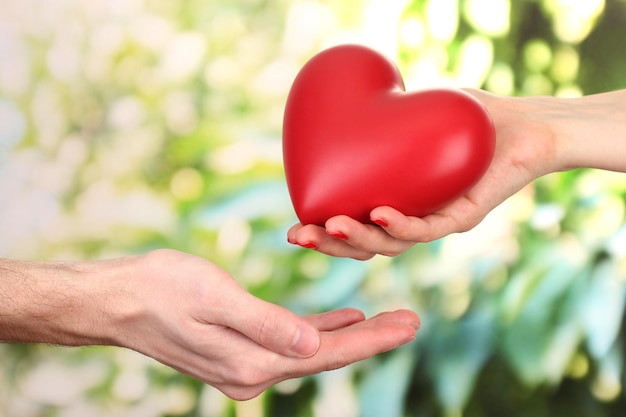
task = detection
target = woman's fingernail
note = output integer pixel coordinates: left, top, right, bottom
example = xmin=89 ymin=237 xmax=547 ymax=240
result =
xmin=372 ymin=218 xmax=388 ymax=227
xmin=327 ymin=231 xmax=348 ymax=240
xmin=299 ymin=242 xmax=318 ymax=249
xmin=287 ymin=236 xmax=297 ymax=244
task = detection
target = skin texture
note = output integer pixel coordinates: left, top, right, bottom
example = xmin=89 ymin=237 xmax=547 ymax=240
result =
xmin=0 ymin=249 xmax=420 ymax=400
xmin=288 ymin=88 xmax=626 ymax=260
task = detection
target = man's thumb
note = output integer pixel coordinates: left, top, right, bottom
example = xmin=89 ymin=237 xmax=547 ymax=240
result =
xmin=224 ymin=294 xmax=320 ymax=358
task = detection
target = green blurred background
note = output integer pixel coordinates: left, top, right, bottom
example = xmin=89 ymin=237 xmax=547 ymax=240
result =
xmin=1 ymin=0 xmax=626 ymax=416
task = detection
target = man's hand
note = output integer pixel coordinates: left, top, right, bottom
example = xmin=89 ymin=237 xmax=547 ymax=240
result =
xmin=0 ymin=249 xmax=420 ymax=400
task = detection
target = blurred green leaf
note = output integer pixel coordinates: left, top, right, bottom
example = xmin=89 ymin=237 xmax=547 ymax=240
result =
xmin=580 ymin=260 xmax=626 ymax=360
xmin=501 ymin=256 xmax=584 ymax=386
xmin=197 ymin=181 xmax=293 ymax=227
xmin=285 ymin=258 xmax=369 ymax=314
xmin=358 ymin=347 xmax=417 ymax=417
xmin=426 ymin=307 xmax=495 ymax=413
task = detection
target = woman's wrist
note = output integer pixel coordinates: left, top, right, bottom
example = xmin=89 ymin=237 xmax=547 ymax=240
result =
xmin=467 ymin=89 xmax=560 ymax=179
xmin=527 ymin=90 xmax=626 ymax=174
xmin=470 ymin=88 xmax=626 ymax=178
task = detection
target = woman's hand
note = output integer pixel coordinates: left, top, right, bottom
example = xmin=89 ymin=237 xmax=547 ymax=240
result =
xmin=289 ymin=88 xmax=626 ymax=259
xmin=288 ymin=89 xmax=560 ymax=259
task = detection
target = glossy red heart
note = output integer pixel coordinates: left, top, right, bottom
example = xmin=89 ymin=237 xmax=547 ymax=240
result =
xmin=283 ymin=44 xmax=495 ymax=227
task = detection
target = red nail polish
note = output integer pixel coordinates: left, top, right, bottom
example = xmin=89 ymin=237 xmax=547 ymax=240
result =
xmin=372 ymin=218 xmax=388 ymax=227
xmin=327 ymin=231 xmax=348 ymax=240
xmin=299 ymin=242 xmax=318 ymax=249
xmin=287 ymin=236 xmax=296 ymax=244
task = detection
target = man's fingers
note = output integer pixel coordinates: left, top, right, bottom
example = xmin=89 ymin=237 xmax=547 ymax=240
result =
xmin=304 ymin=308 xmax=366 ymax=331
xmin=210 ymin=309 xmax=420 ymax=400
xmin=296 ymin=309 xmax=420 ymax=375
xmin=367 ymin=309 xmax=421 ymax=329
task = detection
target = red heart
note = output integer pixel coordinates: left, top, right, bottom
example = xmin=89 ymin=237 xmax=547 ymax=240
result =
xmin=283 ymin=44 xmax=495 ymax=227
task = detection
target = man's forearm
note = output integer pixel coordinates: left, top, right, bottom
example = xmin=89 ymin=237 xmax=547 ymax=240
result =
xmin=0 ymin=258 xmax=117 ymax=346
